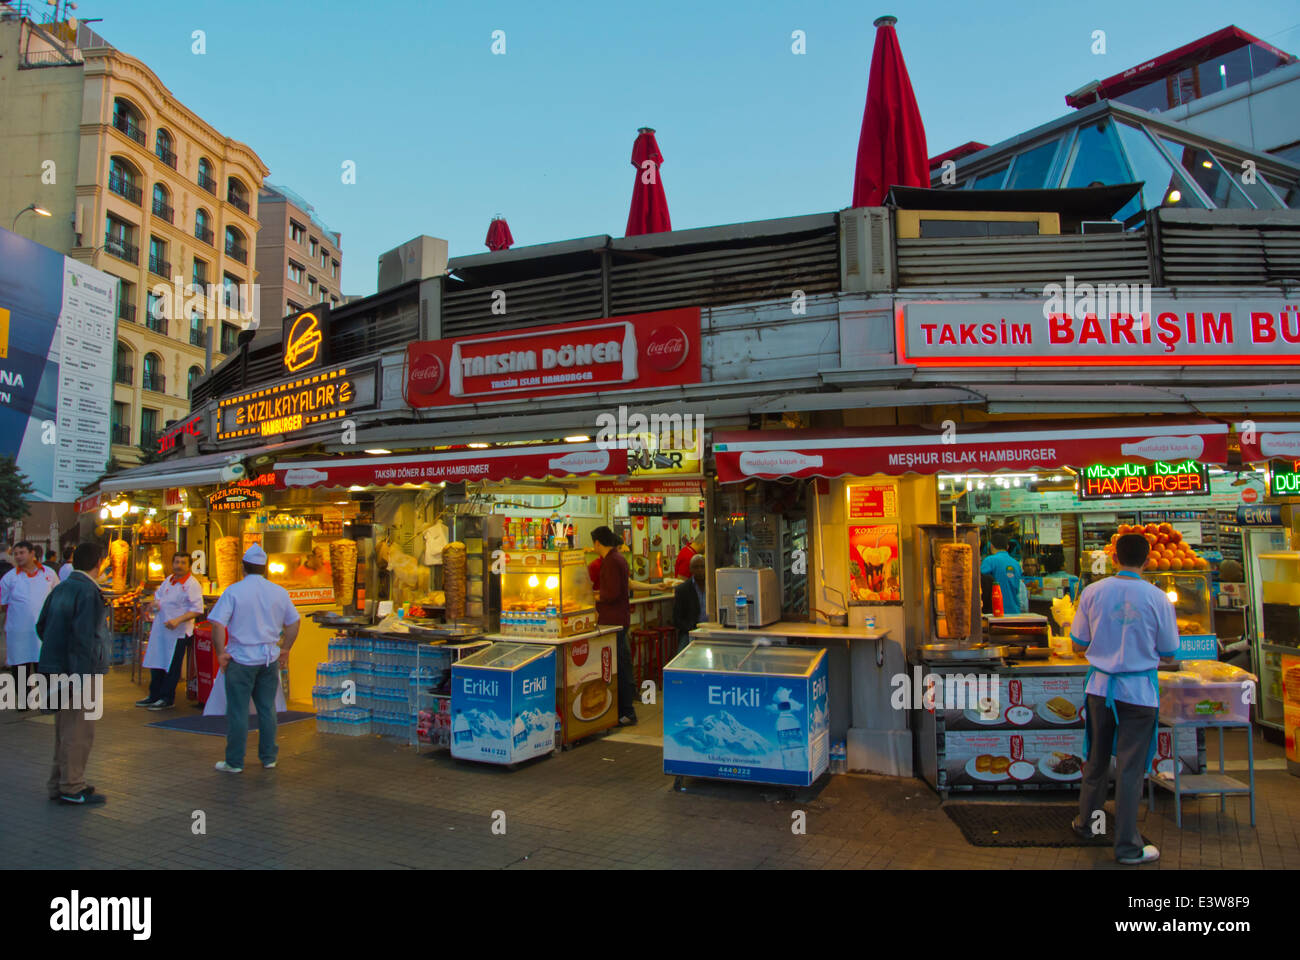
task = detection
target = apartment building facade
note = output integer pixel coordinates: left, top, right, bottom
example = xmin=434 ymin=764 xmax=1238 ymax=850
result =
xmin=0 ymin=6 xmax=269 ymax=467
xmin=256 ymin=183 xmax=343 ymax=325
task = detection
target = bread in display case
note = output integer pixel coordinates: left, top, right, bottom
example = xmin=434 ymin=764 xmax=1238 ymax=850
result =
xmin=500 ymin=548 xmax=597 ymax=637
xmin=1143 ymin=569 xmax=1214 ymax=638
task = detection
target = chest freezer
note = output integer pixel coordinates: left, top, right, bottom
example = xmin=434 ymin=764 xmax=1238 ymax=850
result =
xmin=450 ymin=642 xmax=557 ymax=765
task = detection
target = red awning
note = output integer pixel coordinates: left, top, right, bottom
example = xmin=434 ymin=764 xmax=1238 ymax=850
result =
xmin=273 ymin=442 xmax=628 ymax=489
xmin=714 ymin=418 xmax=1231 ymax=481
xmin=1236 ymin=419 xmax=1300 ymax=463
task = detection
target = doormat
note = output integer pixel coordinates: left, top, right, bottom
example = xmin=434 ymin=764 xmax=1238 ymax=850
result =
xmin=943 ymin=802 xmax=1150 ymax=848
xmin=147 ymin=712 xmax=314 ymax=736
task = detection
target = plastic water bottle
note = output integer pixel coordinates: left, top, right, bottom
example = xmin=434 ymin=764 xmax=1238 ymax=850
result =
xmin=734 ymin=589 xmax=749 ymax=630
xmin=738 ymin=539 xmax=750 ymax=569
xmin=513 ymin=713 xmax=528 ymax=751
xmin=452 ymin=709 xmax=472 ymax=746
xmin=776 ymin=701 xmax=805 ymax=770
xmin=546 ymin=597 xmax=558 ymax=619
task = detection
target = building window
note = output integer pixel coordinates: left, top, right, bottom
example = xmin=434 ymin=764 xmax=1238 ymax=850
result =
xmin=146 ymin=291 xmax=165 ymax=329
xmin=192 ymin=257 xmax=208 ymax=287
xmin=310 ymin=237 xmax=318 ymax=258
xmin=331 ymin=258 xmax=338 ymax=279
xmin=189 ymin=312 xmax=205 ymax=348
xmin=320 ymin=250 xmax=329 ymax=269
xmin=330 ymin=296 xmax=338 ymax=308
xmin=224 ymin=226 xmax=247 ymax=264
xmin=112 ymin=401 xmax=131 ymax=446
xmin=104 ymin=214 xmax=137 ymax=263
xmin=140 ymin=407 xmax=160 ymax=450
xmin=108 ymin=157 xmax=142 ymax=204
xmin=194 ymin=208 xmax=213 ymax=245
xmin=290 ymin=220 xmax=307 ymax=245
xmin=150 ymin=182 xmax=172 ymax=222
xmin=308 ymin=276 xmax=317 ymax=297
xmin=197 ymin=157 xmax=217 ymax=194
xmin=187 ymin=365 xmax=202 ymax=398
xmin=148 ymin=236 xmax=169 ymax=279
xmin=288 ymin=261 xmax=305 ymax=285
xmin=111 ymin=98 xmax=146 ymax=146
xmin=222 ymin=274 xmax=240 ymax=312
xmin=115 ymin=279 xmax=136 ymax=323
xmin=142 ymin=353 xmax=164 ymax=393
xmin=227 ymin=177 xmax=250 ymax=214
xmin=155 ymin=128 xmax=176 ymax=169
xmin=286 ymin=300 xmax=303 ymax=315
xmin=114 ymin=343 xmax=133 ymax=385
xmin=220 ymin=322 xmax=239 ymax=353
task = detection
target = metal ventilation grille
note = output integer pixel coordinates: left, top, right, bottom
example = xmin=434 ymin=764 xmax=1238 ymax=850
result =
xmin=441 ymin=268 xmax=604 ymax=339
xmin=897 ymin=231 xmax=1150 ymax=286
xmin=332 ymin=305 xmax=419 ymax=361
xmin=1160 ymin=222 xmax=1300 ymax=285
xmin=610 ymin=231 xmax=839 ymax=314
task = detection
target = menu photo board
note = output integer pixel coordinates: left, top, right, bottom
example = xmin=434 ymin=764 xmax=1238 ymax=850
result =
xmin=1078 ymin=459 xmax=1209 ymax=500
xmin=847 ymin=524 xmax=901 ymax=603
xmin=1269 ymin=459 xmax=1300 ymax=498
xmin=847 ymin=480 xmax=899 ymax=521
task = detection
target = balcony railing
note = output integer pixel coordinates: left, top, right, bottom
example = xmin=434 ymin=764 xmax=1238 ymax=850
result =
xmin=114 ymin=363 xmax=133 ymax=386
xmin=195 ymin=224 xmax=214 ymax=246
xmin=116 ymin=302 xmax=136 ymax=324
xmin=189 ymin=326 xmax=206 ymax=347
xmin=111 ymin=423 xmax=131 ymax=445
xmin=225 ymin=241 xmax=247 ymax=264
xmin=104 ymin=234 xmax=138 ymax=264
xmin=148 ymin=254 xmax=170 ymax=278
xmin=156 ymin=145 xmax=177 ymax=169
xmin=146 ymin=313 xmax=168 ymax=335
xmin=111 ymin=113 xmax=146 ymax=146
xmin=108 ymin=172 xmax=142 ymax=204
xmin=142 ymin=373 xmax=165 ymax=393
xmin=228 ymin=193 xmax=250 ymax=215
xmin=151 ymin=198 xmax=173 ymax=223
xmin=220 ymin=334 xmax=238 ymax=354
xmin=197 ymin=172 xmax=217 ymax=194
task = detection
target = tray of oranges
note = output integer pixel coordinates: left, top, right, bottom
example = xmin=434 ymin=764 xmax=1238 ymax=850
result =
xmin=1104 ymin=522 xmax=1209 ymax=571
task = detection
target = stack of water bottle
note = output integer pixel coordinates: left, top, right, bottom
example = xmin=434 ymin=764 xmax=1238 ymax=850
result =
xmin=500 ymin=598 xmax=560 ymax=638
xmin=733 ymin=538 xmax=751 ymax=629
xmin=314 ymin=634 xmax=428 ymax=739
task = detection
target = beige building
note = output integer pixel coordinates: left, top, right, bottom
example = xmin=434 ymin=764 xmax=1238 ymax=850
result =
xmin=0 ymin=7 xmax=269 ymax=467
xmin=256 ymin=183 xmax=343 ymax=324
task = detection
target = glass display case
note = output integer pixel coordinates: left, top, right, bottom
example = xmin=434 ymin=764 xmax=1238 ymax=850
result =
xmin=663 ymin=640 xmax=829 ymax=786
xmin=1143 ymin=569 xmax=1216 ymax=658
xmin=1248 ymin=544 xmax=1295 ymax=732
xmin=499 ymin=548 xmax=597 ymax=637
xmin=261 ymin=528 xmax=336 ymax=604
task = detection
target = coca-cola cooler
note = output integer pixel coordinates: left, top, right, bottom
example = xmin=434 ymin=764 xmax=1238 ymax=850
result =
xmin=187 ymin=622 xmax=218 ymax=704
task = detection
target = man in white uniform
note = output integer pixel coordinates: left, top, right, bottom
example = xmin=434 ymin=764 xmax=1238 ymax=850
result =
xmin=138 ymin=553 xmax=204 ymax=709
xmin=207 ymin=544 xmax=300 ymax=773
xmin=2 ymin=540 xmax=60 ymax=707
xmin=1070 ymin=532 xmax=1180 ymax=865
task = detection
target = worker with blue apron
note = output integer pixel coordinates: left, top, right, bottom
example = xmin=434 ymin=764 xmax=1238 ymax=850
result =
xmin=1068 ymin=536 xmax=1180 ymax=865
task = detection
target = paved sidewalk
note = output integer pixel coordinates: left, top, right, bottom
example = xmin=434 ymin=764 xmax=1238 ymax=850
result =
xmin=1 ymin=668 xmax=1296 ymax=870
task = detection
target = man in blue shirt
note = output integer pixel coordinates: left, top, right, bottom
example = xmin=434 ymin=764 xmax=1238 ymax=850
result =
xmin=979 ymin=533 xmax=1024 ymax=614
xmin=1069 ymin=532 xmax=1180 ymax=865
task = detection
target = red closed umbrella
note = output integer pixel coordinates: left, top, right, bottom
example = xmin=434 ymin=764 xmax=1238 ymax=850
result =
xmin=852 ymin=15 xmax=929 ymax=207
xmin=625 ymin=127 xmax=672 ymax=237
xmin=485 ymin=215 xmax=514 ymax=251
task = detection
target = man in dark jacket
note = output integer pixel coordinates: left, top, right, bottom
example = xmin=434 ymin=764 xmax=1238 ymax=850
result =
xmin=672 ymin=554 xmax=707 ymax=655
xmin=591 ymin=526 xmax=636 ymax=726
xmin=36 ymin=542 xmax=109 ymax=805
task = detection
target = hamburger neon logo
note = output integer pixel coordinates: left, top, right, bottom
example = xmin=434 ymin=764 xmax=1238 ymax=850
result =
xmin=284 ymin=312 xmax=322 ymax=372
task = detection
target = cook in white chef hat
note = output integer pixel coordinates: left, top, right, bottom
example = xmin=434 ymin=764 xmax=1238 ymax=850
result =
xmin=243 ymin=544 xmax=268 ymax=565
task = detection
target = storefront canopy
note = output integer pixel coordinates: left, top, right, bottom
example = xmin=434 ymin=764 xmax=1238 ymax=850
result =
xmin=98 ymin=440 xmax=314 ymax=495
xmin=1236 ymin=419 xmax=1300 ymax=463
xmin=714 ymin=417 xmax=1232 ymax=481
xmin=274 ymin=441 xmax=629 ymax=489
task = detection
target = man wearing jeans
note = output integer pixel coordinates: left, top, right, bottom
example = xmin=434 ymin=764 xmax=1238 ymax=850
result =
xmin=1069 ymin=532 xmax=1179 ymax=865
xmin=207 ymin=545 xmax=300 ymax=773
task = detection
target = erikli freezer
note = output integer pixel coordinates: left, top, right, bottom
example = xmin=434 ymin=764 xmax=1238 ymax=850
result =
xmin=450 ymin=642 xmax=557 ymax=765
xmin=662 ymin=641 xmax=828 ymax=787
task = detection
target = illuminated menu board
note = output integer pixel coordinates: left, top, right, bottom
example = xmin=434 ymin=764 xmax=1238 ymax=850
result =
xmin=216 ymin=362 xmax=377 ymax=442
xmin=1078 ymin=460 xmax=1209 ymax=500
xmin=1270 ymin=459 xmax=1300 ymax=497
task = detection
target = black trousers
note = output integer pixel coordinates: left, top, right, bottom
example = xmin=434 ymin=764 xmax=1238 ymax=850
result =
xmin=147 ymin=636 xmax=190 ymax=704
xmin=615 ymin=627 xmax=636 ymax=718
xmin=1078 ymin=694 xmax=1157 ymax=860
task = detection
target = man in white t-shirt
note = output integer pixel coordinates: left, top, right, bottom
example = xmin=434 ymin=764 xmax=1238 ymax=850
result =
xmin=206 ymin=545 xmax=300 ymax=773
xmin=1069 ymin=532 xmax=1180 ymax=865
xmin=58 ymin=545 xmax=75 ymax=582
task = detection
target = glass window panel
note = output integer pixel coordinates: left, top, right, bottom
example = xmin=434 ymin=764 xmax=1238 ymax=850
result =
xmin=970 ymin=166 xmax=1007 ymax=190
xmin=1114 ymin=123 xmax=1204 ymax=211
xmin=1170 ymin=67 xmax=1197 ymax=107
xmin=1197 ymin=46 xmax=1253 ymax=97
xmin=1161 ymin=141 xmax=1253 ymax=208
xmin=1065 ymin=120 xmax=1131 ymax=188
xmin=1246 ymin=42 xmax=1288 ymax=80
xmin=1115 ymin=77 xmax=1170 ymax=113
xmin=1004 ymin=140 xmax=1060 ymax=190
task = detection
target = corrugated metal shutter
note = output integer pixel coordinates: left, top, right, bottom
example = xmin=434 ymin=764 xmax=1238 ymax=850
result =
xmin=1159 ymin=221 xmax=1300 ymax=285
xmin=441 ymin=267 xmax=604 ymax=339
xmin=896 ymin=231 xmax=1150 ymax=286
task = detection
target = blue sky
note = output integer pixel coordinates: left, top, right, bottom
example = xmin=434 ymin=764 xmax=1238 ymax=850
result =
xmin=86 ymin=0 xmax=1300 ymax=295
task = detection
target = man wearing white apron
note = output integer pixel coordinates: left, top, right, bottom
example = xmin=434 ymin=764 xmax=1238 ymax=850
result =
xmin=137 ymin=553 xmax=204 ymax=709
xmin=208 ymin=544 xmax=300 ymax=773
xmin=1 ymin=541 xmax=60 ymax=708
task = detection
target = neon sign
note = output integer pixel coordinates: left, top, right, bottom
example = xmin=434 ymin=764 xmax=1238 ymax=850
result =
xmin=1270 ymin=459 xmax=1300 ymax=497
xmin=1078 ymin=459 xmax=1209 ymax=500
xmin=284 ymin=311 xmax=322 ymax=372
xmin=217 ymin=366 xmax=354 ymax=440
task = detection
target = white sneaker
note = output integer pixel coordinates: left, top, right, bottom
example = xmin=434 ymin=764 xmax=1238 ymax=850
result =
xmin=263 ymin=761 xmax=277 ymax=769
xmin=214 ymin=761 xmax=243 ymax=774
xmin=1117 ymin=844 xmax=1160 ymax=865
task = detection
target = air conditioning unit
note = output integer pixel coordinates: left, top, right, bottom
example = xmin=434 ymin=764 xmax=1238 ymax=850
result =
xmin=376 ymin=235 xmax=448 ymax=292
xmin=840 ymin=207 xmax=893 ymax=292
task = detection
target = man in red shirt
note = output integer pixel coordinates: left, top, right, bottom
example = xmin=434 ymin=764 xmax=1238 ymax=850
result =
xmin=591 ymin=526 xmax=636 ymax=726
xmin=674 ymin=535 xmax=704 ymax=579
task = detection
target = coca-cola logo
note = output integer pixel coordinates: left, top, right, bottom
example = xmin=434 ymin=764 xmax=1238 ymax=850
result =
xmin=645 ymin=325 xmax=689 ymax=372
xmin=409 ymin=351 xmax=445 ymax=393
xmin=1241 ymin=487 xmax=1259 ymax=504
xmin=571 ymin=640 xmax=589 ymax=666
